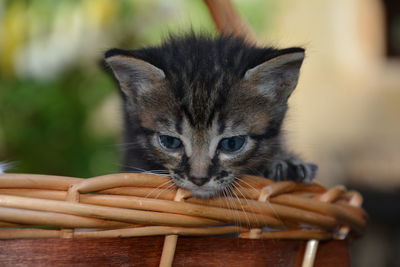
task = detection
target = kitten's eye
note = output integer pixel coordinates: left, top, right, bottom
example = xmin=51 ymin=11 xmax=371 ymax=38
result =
xmin=219 ymin=136 xmax=246 ymax=153
xmin=158 ymin=135 xmax=182 ymax=150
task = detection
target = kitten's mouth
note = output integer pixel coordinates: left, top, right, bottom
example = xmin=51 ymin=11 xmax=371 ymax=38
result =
xmin=169 ymin=172 xmax=234 ymax=199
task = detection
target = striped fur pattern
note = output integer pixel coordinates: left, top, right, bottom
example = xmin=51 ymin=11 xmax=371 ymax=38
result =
xmin=105 ymin=34 xmax=317 ymax=197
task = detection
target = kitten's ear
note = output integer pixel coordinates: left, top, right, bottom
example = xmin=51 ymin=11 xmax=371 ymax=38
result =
xmin=105 ymin=54 xmax=165 ymax=97
xmin=244 ymin=50 xmax=304 ymax=102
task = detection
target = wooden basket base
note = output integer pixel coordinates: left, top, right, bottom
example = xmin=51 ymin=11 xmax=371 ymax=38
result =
xmin=0 ymin=237 xmax=350 ymax=266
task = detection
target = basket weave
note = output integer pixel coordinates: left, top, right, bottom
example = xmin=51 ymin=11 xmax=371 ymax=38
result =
xmin=0 ymin=173 xmax=366 ymax=240
xmin=0 ymin=173 xmax=367 ymax=266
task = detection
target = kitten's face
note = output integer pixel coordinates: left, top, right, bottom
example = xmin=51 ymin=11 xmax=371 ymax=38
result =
xmin=149 ymin=117 xmax=246 ymax=198
xmin=105 ymin=35 xmax=304 ymax=198
xmin=137 ymin=82 xmax=272 ymax=197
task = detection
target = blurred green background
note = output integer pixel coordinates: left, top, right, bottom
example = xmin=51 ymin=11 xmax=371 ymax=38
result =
xmin=0 ymin=0 xmax=272 ymax=177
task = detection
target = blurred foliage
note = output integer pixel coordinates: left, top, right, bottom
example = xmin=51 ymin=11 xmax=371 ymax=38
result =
xmin=0 ymin=69 xmax=116 ymax=176
xmin=0 ymin=0 xmax=271 ymax=177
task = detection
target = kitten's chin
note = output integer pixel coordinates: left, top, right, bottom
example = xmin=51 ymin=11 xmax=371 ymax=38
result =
xmin=189 ymin=188 xmax=220 ymax=199
xmin=171 ymin=178 xmax=220 ymax=198
xmin=170 ymin=174 xmax=231 ymax=199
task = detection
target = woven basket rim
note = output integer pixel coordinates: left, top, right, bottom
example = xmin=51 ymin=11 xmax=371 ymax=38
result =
xmin=0 ymin=172 xmax=367 ymax=240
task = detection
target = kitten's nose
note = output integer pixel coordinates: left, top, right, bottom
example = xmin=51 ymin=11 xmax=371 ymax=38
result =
xmin=189 ymin=177 xmax=209 ymax=186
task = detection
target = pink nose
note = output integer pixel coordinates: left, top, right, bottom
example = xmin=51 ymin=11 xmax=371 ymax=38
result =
xmin=190 ymin=177 xmax=209 ymax=186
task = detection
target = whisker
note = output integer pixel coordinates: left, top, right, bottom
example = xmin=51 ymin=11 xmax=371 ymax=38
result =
xmin=145 ymin=179 xmax=174 ymax=198
xmin=147 ymin=169 xmax=168 ymax=172
xmin=237 ymin=179 xmax=288 ymax=231
xmin=226 ymin=184 xmax=242 ymax=230
xmin=118 ymin=165 xmax=147 ymax=172
xmin=117 ymin=165 xmax=171 ymax=177
xmin=114 ymin=141 xmax=143 ymax=149
xmin=231 ymin=183 xmax=251 ymax=229
xmin=234 ymin=180 xmax=263 ymax=229
xmin=222 ymin=188 xmax=237 ymax=227
xmin=143 ymin=171 xmax=170 ymax=176
xmin=154 ymin=183 xmax=176 ymax=200
xmin=236 ymin=177 xmax=259 ymax=194
xmin=234 ymin=180 xmax=268 ymax=251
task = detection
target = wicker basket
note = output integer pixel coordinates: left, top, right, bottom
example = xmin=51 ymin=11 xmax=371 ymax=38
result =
xmin=0 ymin=173 xmax=366 ymax=266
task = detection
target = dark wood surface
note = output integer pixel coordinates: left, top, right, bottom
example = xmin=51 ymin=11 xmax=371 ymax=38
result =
xmin=0 ymin=237 xmax=350 ymax=266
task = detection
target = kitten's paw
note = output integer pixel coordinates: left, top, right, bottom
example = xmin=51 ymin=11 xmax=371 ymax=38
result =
xmin=268 ymin=159 xmax=317 ymax=183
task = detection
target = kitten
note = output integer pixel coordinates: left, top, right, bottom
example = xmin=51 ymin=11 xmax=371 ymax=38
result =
xmin=105 ymin=34 xmax=317 ymax=198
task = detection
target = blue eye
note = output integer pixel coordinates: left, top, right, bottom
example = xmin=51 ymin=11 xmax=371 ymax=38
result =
xmin=159 ymin=135 xmax=182 ymax=150
xmin=219 ymin=136 xmax=246 ymax=153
